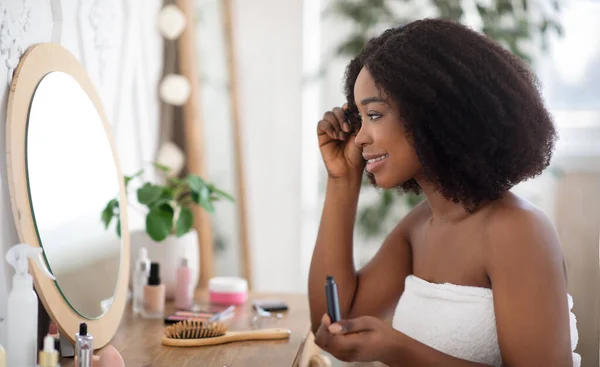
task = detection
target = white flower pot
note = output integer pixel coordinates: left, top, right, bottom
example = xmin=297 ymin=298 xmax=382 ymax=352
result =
xmin=129 ymin=229 xmax=200 ymax=300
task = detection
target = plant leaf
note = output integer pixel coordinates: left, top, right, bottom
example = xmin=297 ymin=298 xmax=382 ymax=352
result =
xmin=160 ymin=186 xmax=174 ymax=201
xmin=175 ymin=207 xmax=194 ymax=237
xmin=192 ymin=191 xmax=215 ymax=213
xmin=208 ymin=184 xmax=235 ymax=202
xmin=156 ymin=202 xmax=174 ymax=215
xmin=116 ymin=218 xmax=121 ymax=237
xmin=124 ymin=169 xmax=144 ymax=187
xmin=137 ymin=183 xmax=163 ymax=205
xmin=186 ymin=175 xmax=207 ymax=193
xmin=101 ymin=199 xmax=118 ymax=229
xmin=188 ymin=175 xmax=215 ymax=212
xmin=146 ymin=206 xmax=174 ymax=242
xmin=153 ymin=161 xmax=171 ymax=173
xmin=168 ymin=176 xmax=185 ymax=186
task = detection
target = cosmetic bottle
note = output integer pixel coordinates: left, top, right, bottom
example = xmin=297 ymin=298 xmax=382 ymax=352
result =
xmin=132 ymin=247 xmax=150 ymax=314
xmin=175 ymin=258 xmax=193 ymax=310
xmin=75 ymin=323 xmax=93 ymax=367
xmin=0 ymin=343 xmax=5 ymax=367
xmin=38 ymin=334 xmax=60 ymax=367
xmin=5 ymin=244 xmax=55 ymax=367
xmin=142 ymin=262 xmax=166 ymax=319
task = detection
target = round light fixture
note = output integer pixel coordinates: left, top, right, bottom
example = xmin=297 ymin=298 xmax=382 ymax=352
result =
xmin=157 ymin=4 xmax=187 ymax=40
xmin=159 ymin=74 xmax=191 ymax=106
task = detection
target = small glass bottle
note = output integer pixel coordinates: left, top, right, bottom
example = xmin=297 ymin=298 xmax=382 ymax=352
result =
xmin=142 ymin=262 xmax=165 ymax=319
xmin=75 ymin=323 xmax=93 ymax=367
xmin=132 ymin=247 xmax=150 ymax=314
xmin=175 ymin=258 xmax=193 ymax=310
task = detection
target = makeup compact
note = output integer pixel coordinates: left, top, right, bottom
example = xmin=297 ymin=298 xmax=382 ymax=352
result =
xmin=252 ymin=300 xmax=289 ymax=312
xmin=208 ymin=277 xmax=248 ymax=305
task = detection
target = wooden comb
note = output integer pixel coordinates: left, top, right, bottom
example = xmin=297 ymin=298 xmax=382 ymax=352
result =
xmin=161 ymin=320 xmax=291 ymax=347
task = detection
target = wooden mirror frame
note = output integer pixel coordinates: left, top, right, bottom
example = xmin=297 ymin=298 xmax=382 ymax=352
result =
xmin=5 ymin=43 xmax=130 ymax=348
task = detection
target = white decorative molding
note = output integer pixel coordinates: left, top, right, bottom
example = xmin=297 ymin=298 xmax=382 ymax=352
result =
xmin=87 ymin=0 xmax=116 ymax=84
xmin=0 ymin=0 xmax=31 ymax=82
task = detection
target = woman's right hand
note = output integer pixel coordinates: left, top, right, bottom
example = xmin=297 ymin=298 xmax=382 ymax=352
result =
xmin=317 ymin=106 xmax=365 ymax=180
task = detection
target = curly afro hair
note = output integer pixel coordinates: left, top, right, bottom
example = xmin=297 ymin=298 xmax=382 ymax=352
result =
xmin=343 ymin=18 xmax=557 ymax=212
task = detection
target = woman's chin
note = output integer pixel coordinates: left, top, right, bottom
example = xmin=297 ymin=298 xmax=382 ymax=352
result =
xmin=372 ymin=172 xmax=413 ymax=190
xmin=371 ymin=175 xmax=395 ymax=190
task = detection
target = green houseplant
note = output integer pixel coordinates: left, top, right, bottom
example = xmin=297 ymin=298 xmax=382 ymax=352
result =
xmin=101 ymin=162 xmax=234 ymax=242
xmin=325 ymin=0 xmax=563 ymax=239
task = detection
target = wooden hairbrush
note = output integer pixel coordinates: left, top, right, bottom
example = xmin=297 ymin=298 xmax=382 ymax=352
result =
xmin=161 ymin=320 xmax=291 ymax=347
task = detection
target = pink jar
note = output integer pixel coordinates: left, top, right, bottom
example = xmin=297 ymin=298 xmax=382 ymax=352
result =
xmin=208 ymin=277 xmax=248 ymax=305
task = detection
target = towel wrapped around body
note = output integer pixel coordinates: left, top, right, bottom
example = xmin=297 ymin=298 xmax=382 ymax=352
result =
xmin=392 ymin=275 xmax=581 ymax=367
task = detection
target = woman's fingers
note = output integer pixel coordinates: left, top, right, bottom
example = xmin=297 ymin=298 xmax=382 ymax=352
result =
xmin=333 ymin=107 xmax=351 ymax=133
xmin=323 ymin=110 xmax=345 ymax=140
xmin=317 ymin=119 xmax=337 ymax=140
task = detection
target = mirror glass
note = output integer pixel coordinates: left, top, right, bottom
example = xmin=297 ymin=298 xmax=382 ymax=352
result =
xmin=196 ymin=0 xmax=244 ymax=277
xmin=26 ymin=72 xmax=123 ymax=319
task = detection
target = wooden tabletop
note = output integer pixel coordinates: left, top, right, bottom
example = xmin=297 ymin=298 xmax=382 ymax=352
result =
xmin=60 ymin=290 xmax=312 ymax=366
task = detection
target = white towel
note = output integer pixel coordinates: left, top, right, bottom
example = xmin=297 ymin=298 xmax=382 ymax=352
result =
xmin=392 ymin=275 xmax=581 ymax=367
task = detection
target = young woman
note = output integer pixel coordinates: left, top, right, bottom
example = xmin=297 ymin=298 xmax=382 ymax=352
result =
xmin=308 ymin=18 xmax=580 ymax=367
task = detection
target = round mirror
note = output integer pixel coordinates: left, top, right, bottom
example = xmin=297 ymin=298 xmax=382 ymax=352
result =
xmin=26 ymin=72 xmax=122 ymax=319
xmin=6 ymin=43 xmax=129 ymax=348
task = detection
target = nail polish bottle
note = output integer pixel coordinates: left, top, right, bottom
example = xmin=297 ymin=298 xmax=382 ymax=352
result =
xmin=175 ymin=258 xmax=193 ymax=310
xmin=142 ymin=262 xmax=165 ymax=319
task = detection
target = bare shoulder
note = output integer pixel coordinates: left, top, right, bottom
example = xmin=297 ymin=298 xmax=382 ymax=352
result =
xmin=380 ymin=198 xmax=430 ymax=249
xmin=482 ymin=193 xmax=566 ymax=279
xmin=399 ymin=198 xmax=431 ymax=234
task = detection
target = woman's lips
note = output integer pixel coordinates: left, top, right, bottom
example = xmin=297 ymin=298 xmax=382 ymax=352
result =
xmin=365 ymin=154 xmax=389 ymax=173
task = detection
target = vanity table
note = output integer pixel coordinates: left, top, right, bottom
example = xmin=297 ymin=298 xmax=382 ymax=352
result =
xmin=5 ymin=43 xmax=327 ymax=367
xmin=60 ymin=290 xmax=314 ymax=367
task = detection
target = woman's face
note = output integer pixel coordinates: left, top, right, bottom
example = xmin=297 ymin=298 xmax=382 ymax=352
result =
xmin=353 ymin=67 xmax=421 ymax=189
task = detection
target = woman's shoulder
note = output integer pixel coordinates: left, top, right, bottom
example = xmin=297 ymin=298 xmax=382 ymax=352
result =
xmin=394 ymin=199 xmax=432 ymax=243
xmin=482 ymin=192 xmax=565 ymax=275
xmin=483 ymin=192 xmax=556 ymax=239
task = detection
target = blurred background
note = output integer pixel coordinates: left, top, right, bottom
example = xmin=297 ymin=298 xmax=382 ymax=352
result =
xmin=0 ymin=0 xmax=600 ymax=365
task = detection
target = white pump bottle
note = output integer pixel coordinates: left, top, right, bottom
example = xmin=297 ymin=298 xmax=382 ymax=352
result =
xmin=5 ymin=244 xmax=55 ymax=367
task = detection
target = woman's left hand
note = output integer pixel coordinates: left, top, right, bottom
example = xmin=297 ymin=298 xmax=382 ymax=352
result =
xmin=314 ymin=314 xmax=400 ymax=363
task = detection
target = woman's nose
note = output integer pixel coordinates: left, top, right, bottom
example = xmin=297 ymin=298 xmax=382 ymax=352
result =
xmin=354 ymin=126 xmax=371 ymax=148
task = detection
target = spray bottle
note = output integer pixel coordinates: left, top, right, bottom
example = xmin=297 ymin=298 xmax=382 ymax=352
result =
xmin=5 ymin=244 xmax=55 ymax=367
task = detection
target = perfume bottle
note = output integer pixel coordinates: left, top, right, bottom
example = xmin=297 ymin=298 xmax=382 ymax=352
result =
xmin=132 ymin=247 xmax=150 ymax=314
xmin=142 ymin=262 xmax=166 ymax=319
xmin=175 ymin=258 xmax=193 ymax=310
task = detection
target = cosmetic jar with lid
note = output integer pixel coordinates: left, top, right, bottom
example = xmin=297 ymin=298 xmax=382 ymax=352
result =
xmin=208 ymin=277 xmax=248 ymax=305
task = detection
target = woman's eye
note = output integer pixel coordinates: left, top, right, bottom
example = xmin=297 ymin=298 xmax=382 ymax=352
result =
xmin=368 ymin=113 xmax=382 ymax=121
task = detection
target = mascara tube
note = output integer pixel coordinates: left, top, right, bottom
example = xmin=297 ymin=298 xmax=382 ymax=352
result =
xmin=325 ymin=275 xmax=341 ymax=323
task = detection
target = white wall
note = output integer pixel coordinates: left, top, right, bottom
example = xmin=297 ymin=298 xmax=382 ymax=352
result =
xmin=232 ymin=0 xmax=306 ymax=292
xmin=0 ymin=0 xmax=164 ymax=346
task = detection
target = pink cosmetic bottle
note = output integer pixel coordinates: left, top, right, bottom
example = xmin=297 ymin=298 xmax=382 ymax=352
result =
xmin=175 ymin=258 xmax=193 ymax=310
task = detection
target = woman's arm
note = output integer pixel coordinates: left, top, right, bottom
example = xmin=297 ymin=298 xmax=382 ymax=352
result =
xmin=308 ymin=178 xmax=417 ymax=332
xmin=316 ymin=206 xmax=575 ymax=367
xmin=484 ymin=206 xmax=574 ymax=366
xmin=316 ymin=314 xmax=496 ymax=366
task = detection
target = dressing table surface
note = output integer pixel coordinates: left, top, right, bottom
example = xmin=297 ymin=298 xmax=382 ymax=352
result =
xmin=60 ymin=290 xmax=312 ymax=367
